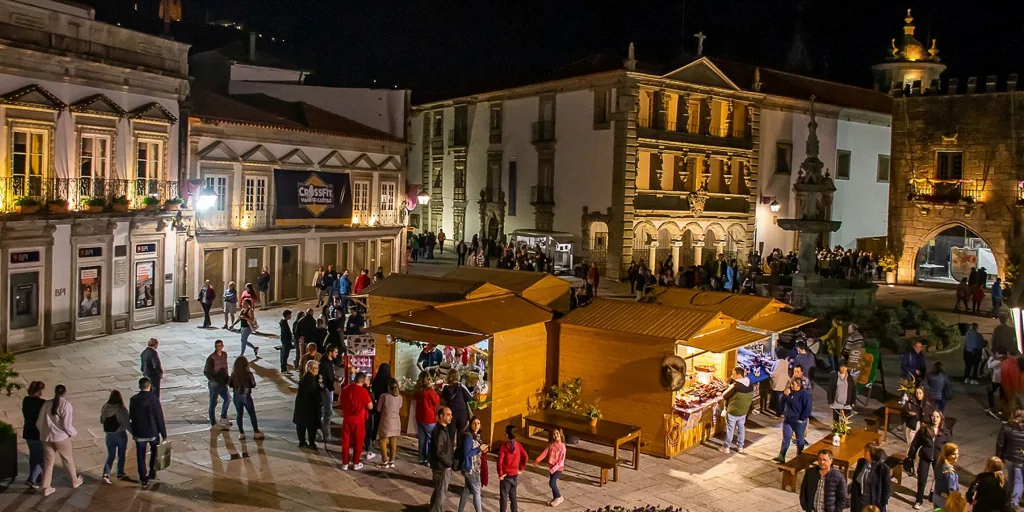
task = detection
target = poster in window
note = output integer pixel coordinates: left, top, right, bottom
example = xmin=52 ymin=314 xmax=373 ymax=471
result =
xmin=79 ymin=266 xmax=101 ymax=318
xmin=950 ymin=247 xmax=977 ymax=282
xmin=135 ymin=261 xmax=155 ymax=309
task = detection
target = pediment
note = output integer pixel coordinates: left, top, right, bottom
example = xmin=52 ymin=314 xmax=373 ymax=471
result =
xmin=129 ymin=102 xmax=178 ymax=125
xmin=378 ymin=155 xmax=401 ymax=170
xmin=662 ymin=57 xmax=741 ymax=91
xmin=280 ymin=148 xmax=314 ymax=166
xmin=2 ymin=84 xmax=67 ymax=111
xmin=70 ymin=94 xmax=127 ymax=117
xmin=318 ymin=150 xmax=349 ymax=168
xmin=350 ymin=153 xmax=377 ymax=169
xmin=240 ymin=144 xmax=279 ymax=165
xmin=197 ymin=140 xmax=240 ymax=162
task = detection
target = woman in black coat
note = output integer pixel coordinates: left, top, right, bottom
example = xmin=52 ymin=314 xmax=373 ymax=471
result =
xmin=967 ymin=457 xmax=1008 ymax=512
xmin=365 ymin=363 xmax=392 ymax=456
xmin=850 ymin=443 xmax=891 ymax=512
xmin=901 ymin=387 xmax=934 ymax=444
xmin=907 ymin=412 xmax=951 ymax=509
xmin=293 ymin=361 xmax=323 ymax=450
xmin=441 ymin=369 xmax=473 ymax=436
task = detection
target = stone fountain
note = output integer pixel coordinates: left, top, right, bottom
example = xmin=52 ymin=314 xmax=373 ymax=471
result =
xmin=774 ymin=97 xmax=877 ymax=308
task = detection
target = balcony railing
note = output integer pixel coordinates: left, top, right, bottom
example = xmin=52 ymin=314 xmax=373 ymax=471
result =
xmin=908 ymin=178 xmax=982 ymax=204
xmin=530 ymin=185 xmax=555 ymax=205
xmin=0 ymin=176 xmax=178 ymax=213
xmin=197 ymin=203 xmax=403 ymax=232
xmin=531 ymin=121 xmax=556 ymax=143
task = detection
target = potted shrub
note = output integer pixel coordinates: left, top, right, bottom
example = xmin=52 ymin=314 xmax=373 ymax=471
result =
xmin=46 ymin=198 xmax=69 ymax=214
xmin=163 ymin=198 xmax=184 ymax=211
xmin=84 ymin=196 xmax=106 ymax=213
xmin=142 ymin=196 xmax=161 ymax=211
xmin=13 ymin=196 xmax=40 ymax=214
xmin=542 ymin=378 xmax=585 ymax=443
xmin=0 ymin=352 xmax=23 ymax=485
xmin=585 ymin=401 xmax=602 ymax=427
xmin=830 ymin=411 xmax=852 ymax=445
xmin=879 ymin=252 xmax=898 ymax=285
xmin=109 ymin=195 xmax=129 ymax=213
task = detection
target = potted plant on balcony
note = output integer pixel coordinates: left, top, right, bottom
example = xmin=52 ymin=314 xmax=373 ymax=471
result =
xmin=879 ymin=252 xmax=898 ymax=285
xmin=13 ymin=197 xmax=40 ymax=214
xmin=84 ymin=196 xmax=105 ymax=213
xmin=163 ymin=198 xmax=184 ymax=211
xmin=0 ymin=352 xmax=24 ymax=485
xmin=46 ymin=198 xmax=69 ymax=214
xmin=109 ymin=195 xmax=129 ymax=213
xmin=142 ymin=196 xmax=161 ymax=211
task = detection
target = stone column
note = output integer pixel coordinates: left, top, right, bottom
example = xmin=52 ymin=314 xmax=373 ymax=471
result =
xmin=652 ymin=150 xmax=664 ymax=190
xmin=677 ymin=150 xmax=689 ymax=190
xmin=671 ymin=241 xmax=681 ymax=274
xmin=653 ymin=89 xmax=666 ymax=130
xmin=677 ymin=93 xmax=690 ymax=133
xmin=700 ymin=97 xmax=712 ymax=136
xmin=648 ymin=241 xmax=659 ymax=267
xmin=692 ymin=241 xmax=704 ymax=266
xmin=724 ymin=100 xmax=735 ymax=137
xmin=715 ymin=241 xmax=726 ymax=256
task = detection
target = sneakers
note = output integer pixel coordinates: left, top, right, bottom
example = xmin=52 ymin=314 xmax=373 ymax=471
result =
xmin=43 ymin=487 xmax=56 ymax=496
xmin=737 ymin=447 xmax=745 ymax=454
xmin=341 ymin=464 xmax=349 ymax=471
xmin=103 ymin=475 xmax=112 ymax=485
xmin=913 ymin=502 xmax=923 ymax=510
xmin=140 ymin=479 xmax=149 ymax=488
xmin=254 ymin=431 xmax=265 ymax=440
xmin=218 ymin=418 xmax=233 ymax=429
xmin=387 ymin=461 xmax=395 ymax=468
xmin=239 ymin=433 xmax=246 ymax=440
xmin=352 ymin=462 xmax=364 ymax=471
xmin=26 ymin=479 xmax=39 ymax=490
xmin=149 ymin=470 xmax=157 ymax=481
xmin=365 ymin=451 xmax=377 ymax=460
xmin=551 ymin=497 xmax=564 ymax=507
xmin=72 ymin=476 xmax=83 ymax=488
xmin=719 ymin=446 xmax=731 ymax=454
xmin=773 ymin=455 xmax=786 ymax=464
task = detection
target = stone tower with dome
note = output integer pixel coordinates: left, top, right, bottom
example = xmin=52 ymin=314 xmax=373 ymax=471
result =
xmin=872 ymin=9 xmax=946 ymax=95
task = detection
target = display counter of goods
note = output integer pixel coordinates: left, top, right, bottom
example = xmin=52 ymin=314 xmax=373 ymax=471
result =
xmin=672 ymin=379 xmax=727 ymax=416
xmin=737 ymin=345 xmax=775 ymax=385
xmin=344 ymin=334 xmax=376 ymax=384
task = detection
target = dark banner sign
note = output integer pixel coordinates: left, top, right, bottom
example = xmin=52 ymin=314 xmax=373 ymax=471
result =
xmin=10 ymin=251 xmax=40 ymax=264
xmin=135 ymin=243 xmax=157 ymax=255
xmin=274 ymin=169 xmax=352 ymax=226
xmin=79 ymin=247 xmax=103 ymax=259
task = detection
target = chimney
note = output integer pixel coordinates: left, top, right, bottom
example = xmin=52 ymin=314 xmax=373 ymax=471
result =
xmin=948 ymin=78 xmax=959 ymax=94
xmin=986 ymin=75 xmax=998 ymax=92
xmin=1009 ymin=74 xmax=1019 ymax=92
xmin=966 ymin=77 xmax=977 ymax=94
xmin=248 ymin=32 xmax=257 ymax=63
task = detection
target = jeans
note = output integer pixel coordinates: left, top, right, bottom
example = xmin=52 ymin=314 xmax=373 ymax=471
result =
xmin=321 ymin=389 xmax=334 ymax=440
xmin=459 ymin=470 xmax=483 ymax=512
xmin=780 ymin=419 xmax=807 ymax=457
xmin=989 ymin=382 xmax=1005 ymax=410
xmin=280 ymin=343 xmax=292 ymax=372
xmin=964 ymin=350 xmax=982 ymax=380
xmin=431 ymin=468 xmax=452 ymax=512
xmin=25 ymin=438 xmax=44 ymax=484
xmin=209 ymin=382 xmax=231 ymax=424
xmin=418 ymin=422 xmax=436 ymax=462
xmin=724 ymin=413 xmax=746 ymax=449
xmin=103 ymin=431 xmax=128 ymax=477
xmin=233 ymin=393 xmax=259 ymax=434
xmin=934 ymin=399 xmax=947 ymax=412
xmin=500 ymin=475 xmax=519 ymax=512
xmin=135 ymin=438 xmax=159 ymax=481
xmin=201 ymin=301 xmax=212 ymax=327
xmin=364 ymin=412 xmax=377 ymax=453
xmin=240 ymin=327 xmax=257 ymax=355
xmin=549 ymin=470 xmax=562 ymax=499
xmin=1006 ymin=460 xmax=1024 ymax=508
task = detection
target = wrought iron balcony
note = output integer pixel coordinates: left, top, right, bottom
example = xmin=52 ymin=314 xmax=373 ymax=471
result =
xmin=531 ymin=121 xmax=556 ymax=144
xmin=0 ymin=176 xmax=178 ymax=213
xmin=530 ymin=185 xmax=555 ymax=206
xmin=908 ymin=178 xmax=981 ymax=205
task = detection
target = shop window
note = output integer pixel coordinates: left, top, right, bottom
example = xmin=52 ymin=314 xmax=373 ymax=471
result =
xmin=936 ymin=151 xmax=963 ymax=180
xmin=243 ymin=177 xmax=266 ymax=212
xmin=11 ymin=129 xmax=46 ymax=196
xmin=877 ymin=154 xmax=890 ymax=183
xmin=775 ymin=142 xmax=792 ymax=174
xmin=836 ymin=150 xmax=851 ymax=180
xmin=353 ymin=180 xmax=371 ymax=221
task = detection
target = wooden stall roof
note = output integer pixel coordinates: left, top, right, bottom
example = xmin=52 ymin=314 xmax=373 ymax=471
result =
xmin=647 ymin=288 xmax=785 ymax=321
xmin=745 ymin=311 xmax=815 ymax=333
xmin=361 ymin=274 xmax=508 ymax=303
xmin=559 ymin=298 xmax=728 ymax=343
xmin=365 ymin=293 xmax=553 ymax=348
xmin=686 ymin=326 xmax=770 ymax=353
xmin=443 ymin=267 xmax=570 ymax=306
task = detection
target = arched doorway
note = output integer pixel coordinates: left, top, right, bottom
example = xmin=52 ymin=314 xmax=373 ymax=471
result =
xmin=914 ymin=224 xmax=998 ymax=286
xmin=702 ymin=230 xmax=718 ymax=266
xmin=486 ymin=214 xmax=500 ymax=241
xmin=680 ymin=230 xmax=694 ymax=268
xmin=588 ymin=221 xmax=609 ymax=269
xmin=726 ymin=224 xmax=747 ymax=264
xmin=633 ymin=222 xmax=657 ymax=265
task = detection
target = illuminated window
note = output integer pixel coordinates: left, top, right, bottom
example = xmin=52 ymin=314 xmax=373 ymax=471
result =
xmin=353 ymin=180 xmax=370 ymax=219
xmin=135 ymin=140 xmax=162 ymax=196
xmin=11 ymin=129 xmax=45 ymax=184
xmin=79 ymin=135 xmax=109 ymax=179
xmin=204 ymin=176 xmax=227 ymax=211
xmin=936 ymin=151 xmax=963 ymax=180
xmin=379 ymin=181 xmax=396 ymax=212
xmin=243 ymin=177 xmax=266 ymax=212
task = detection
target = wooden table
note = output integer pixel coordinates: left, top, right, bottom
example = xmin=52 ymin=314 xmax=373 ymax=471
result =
xmin=523 ymin=410 xmax=641 ymax=482
xmin=803 ymin=428 xmax=881 ymax=478
xmin=881 ymin=398 xmax=903 ymax=442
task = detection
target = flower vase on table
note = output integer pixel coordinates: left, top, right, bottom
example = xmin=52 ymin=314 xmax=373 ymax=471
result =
xmin=832 ymin=433 xmax=841 ymax=446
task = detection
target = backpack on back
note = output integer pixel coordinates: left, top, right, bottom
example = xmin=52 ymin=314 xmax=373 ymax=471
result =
xmin=103 ymin=413 xmax=121 ymax=433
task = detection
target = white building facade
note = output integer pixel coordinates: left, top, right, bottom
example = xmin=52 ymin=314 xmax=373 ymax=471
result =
xmin=0 ymin=0 xmax=189 ymax=351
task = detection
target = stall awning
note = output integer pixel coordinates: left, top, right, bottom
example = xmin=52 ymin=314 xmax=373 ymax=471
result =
xmin=648 ymin=287 xmax=786 ymax=321
xmin=746 ymin=312 xmax=815 ymax=333
xmin=365 ymin=321 xmax=490 ymax=348
xmin=684 ymin=326 xmax=768 ymax=353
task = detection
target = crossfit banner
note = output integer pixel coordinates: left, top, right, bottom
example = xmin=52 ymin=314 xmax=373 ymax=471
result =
xmin=274 ymin=170 xmax=352 ymax=227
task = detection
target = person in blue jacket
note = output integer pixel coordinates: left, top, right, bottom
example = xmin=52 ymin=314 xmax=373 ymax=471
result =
xmin=334 ymin=270 xmax=352 ymax=315
xmin=774 ymin=377 xmax=812 ymax=463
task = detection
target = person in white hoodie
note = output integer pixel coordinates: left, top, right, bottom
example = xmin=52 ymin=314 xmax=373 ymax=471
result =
xmin=99 ymin=390 xmax=131 ymax=484
xmin=36 ymin=384 xmax=82 ymax=496
xmin=986 ymin=347 xmax=1006 ymax=419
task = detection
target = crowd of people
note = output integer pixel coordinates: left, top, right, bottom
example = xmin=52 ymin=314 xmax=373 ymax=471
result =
xmin=625 ymin=252 xmax=756 ymax=301
xmin=954 ymin=268 xmax=1005 ymax=317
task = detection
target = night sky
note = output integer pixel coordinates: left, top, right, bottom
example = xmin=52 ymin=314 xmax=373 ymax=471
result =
xmin=91 ymin=0 xmax=1024 ymax=102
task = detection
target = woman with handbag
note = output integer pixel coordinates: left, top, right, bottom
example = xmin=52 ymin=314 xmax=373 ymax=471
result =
xmin=966 ymin=457 xmax=1007 ymax=512
xmin=902 ymin=387 xmax=934 ymax=446
xmin=229 ymin=356 xmax=264 ymax=441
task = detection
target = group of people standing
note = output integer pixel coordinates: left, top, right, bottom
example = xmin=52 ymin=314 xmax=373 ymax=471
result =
xmin=955 ymin=268 xmax=1005 ymax=317
xmin=410 ymin=229 xmax=445 ymax=261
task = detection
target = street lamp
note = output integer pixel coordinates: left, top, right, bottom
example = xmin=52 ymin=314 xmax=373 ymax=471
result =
xmin=769 ymin=198 xmax=781 ymax=213
xmin=196 ymin=186 xmax=217 ymax=211
xmin=417 ymin=190 xmax=431 ymax=206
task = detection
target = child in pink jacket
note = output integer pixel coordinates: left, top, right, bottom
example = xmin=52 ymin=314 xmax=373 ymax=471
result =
xmin=534 ymin=428 xmax=567 ymax=507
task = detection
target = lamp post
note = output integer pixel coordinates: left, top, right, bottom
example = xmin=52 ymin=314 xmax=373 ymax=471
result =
xmin=417 ymin=190 xmax=431 ymax=206
xmin=196 ymin=186 xmax=218 ymax=212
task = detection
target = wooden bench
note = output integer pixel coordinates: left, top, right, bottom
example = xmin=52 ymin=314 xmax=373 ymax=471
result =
xmin=884 ymin=454 xmax=904 ymax=486
xmin=518 ymin=436 xmax=620 ymax=487
xmin=777 ymin=452 xmax=816 ymax=492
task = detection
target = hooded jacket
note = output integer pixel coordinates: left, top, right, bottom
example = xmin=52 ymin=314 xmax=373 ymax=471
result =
xmin=780 ymin=387 xmax=812 ymax=423
xmin=100 ymin=402 xmax=131 ymax=434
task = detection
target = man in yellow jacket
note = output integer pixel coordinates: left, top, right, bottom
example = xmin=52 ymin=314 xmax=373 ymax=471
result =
xmin=819 ymin=318 xmax=844 ymax=372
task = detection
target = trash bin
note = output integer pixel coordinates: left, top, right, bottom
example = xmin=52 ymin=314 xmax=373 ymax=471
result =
xmin=175 ymin=296 xmax=190 ymax=322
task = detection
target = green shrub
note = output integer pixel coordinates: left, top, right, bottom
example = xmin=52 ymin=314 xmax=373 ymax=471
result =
xmin=0 ymin=352 xmax=22 ymax=396
xmin=0 ymin=421 xmax=14 ymax=443
xmin=806 ymin=300 xmax=960 ymax=353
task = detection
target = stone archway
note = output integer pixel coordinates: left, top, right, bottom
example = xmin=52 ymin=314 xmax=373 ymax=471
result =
xmin=908 ymin=222 xmax=1002 ymax=286
xmin=581 ymin=206 xmax=612 ymax=272
xmin=633 ymin=221 xmax=658 ymax=266
xmin=726 ymin=223 xmax=748 ymax=263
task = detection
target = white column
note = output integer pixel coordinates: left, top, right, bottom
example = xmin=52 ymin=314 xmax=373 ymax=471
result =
xmin=648 ymin=241 xmax=659 ymax=268
xmin=671 ymin=242 xmax=681 ymax=274
xmin=692 ymin=242 xmax=704 ymax=266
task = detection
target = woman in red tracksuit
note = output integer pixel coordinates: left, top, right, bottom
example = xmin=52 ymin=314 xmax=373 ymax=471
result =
xmin=340 ymin=372 xmax=373 ymax=470
xmin=497 ymin=425 xmax=527 ymax=512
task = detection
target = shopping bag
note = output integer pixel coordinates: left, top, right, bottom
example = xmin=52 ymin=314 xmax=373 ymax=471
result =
xmin=155 ymin=442 xmax=173 ymax=471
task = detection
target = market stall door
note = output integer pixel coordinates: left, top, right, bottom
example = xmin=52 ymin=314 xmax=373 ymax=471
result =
xmin=203 ymin=249 xmax=225 ymax=310
xmin=380 ymin=240 xmax=393 ymax=275
xmin=75 ymin=262 xmax=106 ymax=338
xmin=8 ymin=270 xmax=42 ymax=349
xmin=280 ymin=245 xmax=299 ymax=301
xmin=244 ymin=247 xmax=263 ymax=288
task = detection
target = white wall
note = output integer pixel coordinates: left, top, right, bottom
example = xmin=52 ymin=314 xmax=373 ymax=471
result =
xmin=756 ymin=107 xmax=890 ymax=254
xmin=551 ymin=89 xmax=614 ymax=236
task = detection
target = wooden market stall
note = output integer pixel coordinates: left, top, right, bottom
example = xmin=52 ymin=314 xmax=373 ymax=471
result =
xmin=556 ymin=298 xmax=773 ymax=458
xmin=444 ymin=266 xmax=572 ymax=312
xmin=648 ymin=287 xmax=813 ymax=333
xmin=366 ymin=293 xmax=554 ymax=443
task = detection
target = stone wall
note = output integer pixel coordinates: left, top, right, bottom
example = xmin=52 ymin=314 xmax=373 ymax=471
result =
xmin=889 ymin=91 xmax=1024 ymax=284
